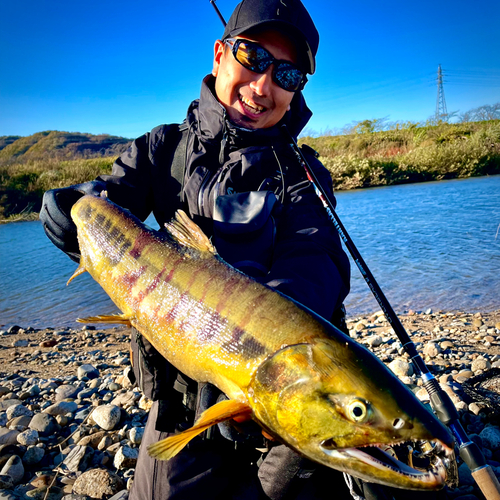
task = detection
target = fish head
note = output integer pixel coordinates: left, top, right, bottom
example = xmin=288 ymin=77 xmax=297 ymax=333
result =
xmin=250 ymin=338 xmax=455 ymax=490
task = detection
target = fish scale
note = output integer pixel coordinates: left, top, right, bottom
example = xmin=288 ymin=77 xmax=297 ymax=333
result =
xmin=69 ymin=194 xmax=456 ymax=491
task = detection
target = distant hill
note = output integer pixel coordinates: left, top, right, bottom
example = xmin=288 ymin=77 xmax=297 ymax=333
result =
xmin=0 ymin=131 xmax=132 ymax=165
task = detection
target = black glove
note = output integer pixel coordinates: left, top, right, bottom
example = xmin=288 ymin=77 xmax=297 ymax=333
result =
xmin=39 ymin=180 xmax=107 ymax=262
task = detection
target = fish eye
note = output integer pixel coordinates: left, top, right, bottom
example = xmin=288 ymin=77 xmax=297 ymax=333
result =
xmin=347 ymin=399 xmax=369 ymax=423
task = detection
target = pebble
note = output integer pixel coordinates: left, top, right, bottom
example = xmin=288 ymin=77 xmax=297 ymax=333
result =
xmin=92 ymin=405 xmax=122 ymax=431
xmin=0 ymin=455 xmax=24 ymax=485
xmin=16 ymin=429 xmax=38 ymax=446
xmin=72 ymin=469 xmax=125 ymax=499
xmin=23 ymin=445 xmax=45 ymax=465
xmin=77 ymin=365 xmax=99 ymax=380
xmin=29 ymin=413 xmax=59 ymax=436
xmin=0 ymin=315 xmax=498 ymax=499
xmin=388 ymin=359 xmax=413 ymax=377
xmin=44 ymin=402 xmax=78 ymax=416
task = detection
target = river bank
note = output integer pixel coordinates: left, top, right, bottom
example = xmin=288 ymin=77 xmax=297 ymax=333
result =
xmin=0 ymin=310 xmax=499 ymax=500
xmin=1 ymin=120 xmax=499 ymax=221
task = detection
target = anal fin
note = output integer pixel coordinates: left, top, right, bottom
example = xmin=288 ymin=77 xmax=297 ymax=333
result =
xmin=76 ymin=314 xmax=132 ymax=326
xmin=148 ymin=399 xmax=251 ymax=460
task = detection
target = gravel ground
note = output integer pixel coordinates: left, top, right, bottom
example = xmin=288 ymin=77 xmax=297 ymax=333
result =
xmin=0 ymin=309 xmax=498 ymax=500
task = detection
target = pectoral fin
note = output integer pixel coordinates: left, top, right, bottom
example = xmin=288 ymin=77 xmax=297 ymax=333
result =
xmin=67 ymin=265 xmax=87 ymax=285
xmin=148 ymin=399 xmax=251 ymax=460
xmin=76 ymin=314 xmax=132 ymax=326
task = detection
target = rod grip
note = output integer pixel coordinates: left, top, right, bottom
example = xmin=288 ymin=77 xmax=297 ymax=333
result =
xmin=471 ymin=466 xmax=500 ymax=500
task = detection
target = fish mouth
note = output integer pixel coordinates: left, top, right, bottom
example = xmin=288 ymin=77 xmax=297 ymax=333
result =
xmin=321 ymin=439 xmax=456 ymax=489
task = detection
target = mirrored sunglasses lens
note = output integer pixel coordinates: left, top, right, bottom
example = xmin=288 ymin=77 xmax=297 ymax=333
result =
xmin=275 ymin=65 xmax=303 ymax=91
xmin=236 ymin=42 xmax=272 ymax=73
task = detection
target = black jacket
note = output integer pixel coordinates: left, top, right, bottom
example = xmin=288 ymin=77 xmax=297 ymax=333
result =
xmin=100 ymin=75 xmax=350 ymax=320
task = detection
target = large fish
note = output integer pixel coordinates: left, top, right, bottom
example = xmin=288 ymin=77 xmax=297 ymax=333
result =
xmin=69 ymin=194 xmax=455 ymax=490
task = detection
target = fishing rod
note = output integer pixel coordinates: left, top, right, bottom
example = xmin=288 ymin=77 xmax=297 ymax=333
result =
xmin=208 ymin=1 xmax=500 ymax=498
xmin=283 ymin=128 xmax=500 ymax=500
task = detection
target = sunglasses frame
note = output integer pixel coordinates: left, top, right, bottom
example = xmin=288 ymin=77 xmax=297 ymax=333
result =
xmin=224 ymin=38 xmax=307 ymax=92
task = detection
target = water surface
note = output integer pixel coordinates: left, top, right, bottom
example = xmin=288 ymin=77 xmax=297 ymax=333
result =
xmin=0 ymin=176 xmax=498 ymax=329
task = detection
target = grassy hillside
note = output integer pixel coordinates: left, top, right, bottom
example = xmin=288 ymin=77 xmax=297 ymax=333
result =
xmin=0 ymin=130 xmax=130 ymax=164
xmin=1 ymin=119 xmax=499 ymax=221
xmin=299 ymin=119 xmax=500 ymax=190
xmin=0 ymin=131 xmax=130 ymax=221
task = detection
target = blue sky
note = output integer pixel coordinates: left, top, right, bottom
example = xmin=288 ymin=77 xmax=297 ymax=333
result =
xmin=1 ymin=0 xmax=499 ymax=139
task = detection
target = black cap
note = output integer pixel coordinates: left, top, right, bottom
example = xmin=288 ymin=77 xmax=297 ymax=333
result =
xmin=222 ymin=0 xmax=319 ymax=75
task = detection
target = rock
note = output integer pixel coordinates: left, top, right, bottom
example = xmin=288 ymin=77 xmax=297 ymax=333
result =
xmin=0 ymin=455 xmax=24 ymax=485
xmin=472 ymin=318 xmax=483 ymax=328
xmin=77 ymin=365 xmax=99 ymax=380
xmin=422 ymin=342 xmax=441 ymax=358
xmin=7 ymin=416 xmax=31 ymax=431
xmin=113 ymin=446 xmax=138 ymax=470
xmin=471 ymin=358 xmax=491 ymax=372
xmin=6 ymin=405 xmax=32 ymax=420
xmin=22 ymin=446 xmax=45 ymax=466
xmin=0 ymin=401 xmax=22 ymax=412
xmin=77 ymin=431 xmax=107 ymax=449
xmin=479 ymin=426 xmax=500 ymax=451
xmin=388 ymin=359 xmax=413 ymax=377
xmin=129 ymin=427 xmax=144 ymax=445
xmin=55 ymin=385 xmax=80 ymax=402
xmin=12 ymin=340 xmax=28 ymax=348
xmin=44 ymin=402 xmax=78 ymax=416
xmin=440 ymin=341 xmax=455 ymax=350
xmin=16 ymin=429 xmax=38 ymax=446
xmin=354 ymin=321 xmax=366 ymax=332
xmin=29 ymin=413 xmax=59 ymax=436
xmin=26 ymin=486 xmax=63 ymax=500
xmin=30 ymin=474 xmax=55 ymax=488
xmin=138 ymin=396 xmax=153 ymax=412
xmin=0 ymin=489 xmax=21 ymax=500
xmin=97 ymin=436 xmax=113 ymax=452
xmin=0 ymin=429 xmax=20 ymax=445
xmin=92 ymin=405 xmax=121 ymax=431
xmin=61 ymin=446 xmax=94 ymax=473
xmin=72 ymin=469 xmax=125 ymax=499
xmin=77 ymin=388 xmax=97 ymax=400
xmin=111 ymin=393 xmax=139 ymax=408
xmin=108 ymin=491 xmax=128 ymax=500
xmin=0 ymin=474 xmax=14 ymax=489
xmin=457 ymin=461 xmax=475 ymax=486
xmin=40 ymin=339 xmax=58 ymax=348
xmin=367 ymin=335 xmax=383 ymax=347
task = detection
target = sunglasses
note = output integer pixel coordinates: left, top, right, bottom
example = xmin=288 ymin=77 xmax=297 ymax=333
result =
xmin=224 ymin=38 xmax=307 ymax=93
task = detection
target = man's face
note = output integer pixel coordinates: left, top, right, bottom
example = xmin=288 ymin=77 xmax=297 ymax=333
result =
xmin=213 ymin=29 xmax=299 ymax=129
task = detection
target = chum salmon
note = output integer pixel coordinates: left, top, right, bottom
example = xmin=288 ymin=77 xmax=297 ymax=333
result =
xmin=69 ymin=194 xmax=455 ymax=490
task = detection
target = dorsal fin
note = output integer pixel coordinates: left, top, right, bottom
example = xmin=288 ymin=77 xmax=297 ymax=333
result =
xmin=165 ymin=210 xmax=216 ymax=256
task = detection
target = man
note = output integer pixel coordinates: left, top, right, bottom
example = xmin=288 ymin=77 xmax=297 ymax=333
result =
xmin=40 ymin=0 xmax=353 ymax=498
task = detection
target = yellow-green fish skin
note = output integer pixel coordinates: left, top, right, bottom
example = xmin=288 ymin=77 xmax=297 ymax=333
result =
xmin=71 ymin=195 xmax=454 ymax=490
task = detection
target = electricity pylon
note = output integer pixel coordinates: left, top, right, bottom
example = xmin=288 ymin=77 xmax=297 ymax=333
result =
xmin=435 ymin=64 xmax=448 ymax=121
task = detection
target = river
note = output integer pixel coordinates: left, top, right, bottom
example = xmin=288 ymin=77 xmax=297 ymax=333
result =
xmin=1 ymin=175 xmax=499 ymax=329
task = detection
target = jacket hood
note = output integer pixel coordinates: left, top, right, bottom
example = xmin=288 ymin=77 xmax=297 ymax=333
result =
xmin=187 ymin=75 xmax=312 ymax=148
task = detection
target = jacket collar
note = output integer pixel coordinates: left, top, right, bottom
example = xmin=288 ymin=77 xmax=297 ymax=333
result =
xmin=187 ymin=75 xmax=312 ymax=148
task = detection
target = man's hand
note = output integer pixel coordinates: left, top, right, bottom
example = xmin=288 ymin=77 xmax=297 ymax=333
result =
xmin=39 ymin=181 xmax=106 ymax=262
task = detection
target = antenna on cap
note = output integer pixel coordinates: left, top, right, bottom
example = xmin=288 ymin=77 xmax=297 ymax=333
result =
xmin=210 ymin=0 xmax=227 ymax=27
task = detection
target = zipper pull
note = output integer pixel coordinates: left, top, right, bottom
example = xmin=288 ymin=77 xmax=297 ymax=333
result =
xmin=219 ymin=123 xmax=228 ymax=165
